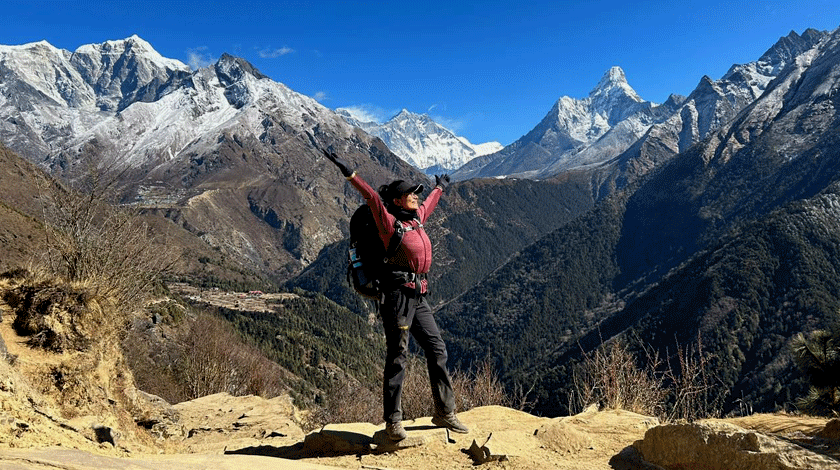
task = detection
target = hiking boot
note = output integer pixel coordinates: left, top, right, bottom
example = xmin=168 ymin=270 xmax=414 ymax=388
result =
xmin=432 ymin=412 xmax=469 ymax=433
xmin=386 ymin=421 xmax=407 ymax=441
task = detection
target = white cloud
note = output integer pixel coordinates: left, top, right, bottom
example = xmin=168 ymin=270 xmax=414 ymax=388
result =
xmin=337 ymin=104 xmax=387 ymax=124
xmin=186 ymin=46 xmax=214 ymax=70
xmin=258 ymin=46 xmax=294 ymax=58
xmin=431 ymin=114 xmax=465 ymax=133
xmin=313 ymin=91 xmax=328 ymax=102
xmin=425 ymin=103 xmax=464 ymax=131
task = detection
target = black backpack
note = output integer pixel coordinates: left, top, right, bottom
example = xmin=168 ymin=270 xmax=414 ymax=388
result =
xmin=347 ymin=204 xmax=420 ymax=299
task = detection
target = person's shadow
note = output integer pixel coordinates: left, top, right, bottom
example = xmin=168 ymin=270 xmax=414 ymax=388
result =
xmin=226 ymin=424 xmax=447 ymax=459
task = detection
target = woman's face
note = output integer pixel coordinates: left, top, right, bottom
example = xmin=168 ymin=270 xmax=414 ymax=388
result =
xmin=393 ymin=192 xmax=420 ymax=210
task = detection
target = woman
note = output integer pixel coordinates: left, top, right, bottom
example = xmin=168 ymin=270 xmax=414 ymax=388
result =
xmin=323 ymin=149 xmax=468 ymax=441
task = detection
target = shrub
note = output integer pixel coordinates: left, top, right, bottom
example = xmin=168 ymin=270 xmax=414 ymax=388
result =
xmin=175 ymin=313 xmax=287 ymax=401
xmin=3 ymin=280 xmax=110 ymax=352
xmin=37 ymin=165 xmax=177 ymax=314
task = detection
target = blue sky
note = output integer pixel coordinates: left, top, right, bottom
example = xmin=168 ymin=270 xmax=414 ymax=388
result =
xmin=3 ymin=1 xmax=839 ymax=145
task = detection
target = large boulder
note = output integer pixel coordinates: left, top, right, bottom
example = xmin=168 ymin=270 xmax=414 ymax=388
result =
xmin=634 ymin=421 xmax=838 ymax=469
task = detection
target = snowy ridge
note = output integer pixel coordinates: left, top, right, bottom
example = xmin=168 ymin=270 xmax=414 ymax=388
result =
xmin=337 ymin=108 xmax=502 ymax=174
xmin=453 ymin=65 xmax=662 ymax=180
xmin=0 ymin=36 xmax=350 ymax=171
xmin=453 ymin=29 xmax=831 ymax=182
xmin=633 ymin=28 xmax=830 ymax=162
xmin=73 ymin=35 xmax=188 ymax=75
xmin=0 ymin=41 xmax=97 ymax=109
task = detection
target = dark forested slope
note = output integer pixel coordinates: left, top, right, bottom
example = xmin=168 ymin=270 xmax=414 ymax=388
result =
xmin=437 ymin=27 xmax=840 ymax=416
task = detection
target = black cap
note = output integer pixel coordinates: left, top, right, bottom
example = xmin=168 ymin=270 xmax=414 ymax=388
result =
xmin=386 ymin=180 xmax=424 ymax=197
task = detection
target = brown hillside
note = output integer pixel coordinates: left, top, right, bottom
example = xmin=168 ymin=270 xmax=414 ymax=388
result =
xmin=0 ymin=143 xmax=53 ymax=271
xmin=0 ymin=143 xmax=57 ymax=218
xmin=0 ymin=142 xmax=280 ymax=288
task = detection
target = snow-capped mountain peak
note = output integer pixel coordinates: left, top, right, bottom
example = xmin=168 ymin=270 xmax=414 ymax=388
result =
xmin=587 ymin=66 xmax=648 ymax=125
xmin=214 ymin=53 xmax=268 ymax=84
xmin=394 ymin=108 xmax=414 ymax=119
xmin=0 ymin=40 xmax=95 ymax=109
xmin=589 ymin=66 xmax=642 ymax=102
xmin=73 ymin=35 xmax=188 ymax=73
xmin=336 ymin=108 xmax=502 ymax=174
xmin=453 ymin=66 xmax=663 ymax=180
xmin=0 ymin=35 xmax=189 ymax=112
xmin=68 ymin=35 xmax=190 ymax=111
xmin=543 ymin=66 xmax=652 ymax=145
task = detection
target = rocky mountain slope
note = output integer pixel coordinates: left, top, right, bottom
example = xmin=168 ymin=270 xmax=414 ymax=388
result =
xmin=0 ymin=144 xmax=53 ymax=271
xmin=0 ymin=141 xmax=268 ymax=290
xmin=437 ymin=25 xmax=840 ymax=417
xmin=337 ymin=108 xmax=502 ymax=174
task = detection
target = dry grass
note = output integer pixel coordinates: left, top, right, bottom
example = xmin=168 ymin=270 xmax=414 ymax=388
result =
xmin=303 ymin=354 xmax=509 ymax=430
xmin=400 ymin=355 xmax=510 ymax=420
xmin=572 ymin=339 xmax=668 ymax=417
xmin=665 ymin=335 xmax=722 ymax=421
xmin=572 ymin=334 xmax=721 ymax=421
xmin=301 ymin=380 xmax=381 ymax=432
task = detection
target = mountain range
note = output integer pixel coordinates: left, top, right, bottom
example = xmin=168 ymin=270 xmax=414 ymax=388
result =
xmin=1 ymin=26 xmax=840 ymax=419
xmin=454 ymin=29 xmax=827 ymax=185
xmin=336 ymin=108 xmax=502 ymax=174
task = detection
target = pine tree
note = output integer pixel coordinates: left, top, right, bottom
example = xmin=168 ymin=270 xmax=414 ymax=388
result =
xmin=790 ymin=313 xmax=840 ymax=416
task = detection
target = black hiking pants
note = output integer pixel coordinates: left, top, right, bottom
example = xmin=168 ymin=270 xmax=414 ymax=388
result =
xmin=380 ymin=286 xmax=455 ymax=424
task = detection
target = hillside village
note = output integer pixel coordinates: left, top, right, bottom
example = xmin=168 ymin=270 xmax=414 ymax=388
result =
xmin=168 ymin=283 xmax=300 ymax=313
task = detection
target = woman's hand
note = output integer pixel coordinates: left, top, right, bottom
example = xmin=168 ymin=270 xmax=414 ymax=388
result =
xmin=323 ymin=149 xmax=354 ymax=178
xmin=435 ymin=174 xmax=450 ymax=190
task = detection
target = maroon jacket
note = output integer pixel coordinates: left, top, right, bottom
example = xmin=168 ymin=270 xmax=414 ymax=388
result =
xmin=348 ymin=174 xmax=442 ymax=293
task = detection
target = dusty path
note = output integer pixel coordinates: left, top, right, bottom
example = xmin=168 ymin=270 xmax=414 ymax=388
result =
xmin=0 ymin=448 xmax=341 ymax=470
xmin=282 ymin=406 xmax=661 ymax=470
